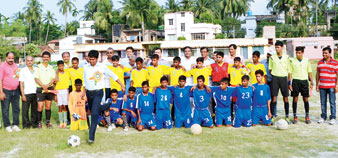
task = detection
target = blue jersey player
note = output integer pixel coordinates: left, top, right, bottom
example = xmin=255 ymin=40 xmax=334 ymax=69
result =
xmin=154 ymin=76 xmax=173 ymax=130
xmin=103 ymin=89 xmax=124 ymax=132
xmin=192 ymin=75 xmax=214 ymax=128
xmin=212 ymin=78 xmax=236 ymax=127
xmin=122 ymin=87 xmax=138 ymax=131
xmin=168 ymin=75 xmax=193 ymax=128
xmin=136 ymin=81 xmax=156 ymax=131
xmin=233 ymin=75 xmax=253 ymax=128
xmin=252 ymin=70 xmax=272 ymax=126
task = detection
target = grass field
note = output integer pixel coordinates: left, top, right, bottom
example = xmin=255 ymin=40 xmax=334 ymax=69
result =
xmin=0 ymin=61 xmax=338 ymax=158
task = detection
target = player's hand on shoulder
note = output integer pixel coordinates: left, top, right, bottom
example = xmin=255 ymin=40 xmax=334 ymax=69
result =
xmin=190 ymin=86 xmax=197 ymax=92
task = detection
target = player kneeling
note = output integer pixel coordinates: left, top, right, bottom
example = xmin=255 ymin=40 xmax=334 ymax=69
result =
xmin=136 ymin=81 xmax=156 ymax=131
xmin=252 ymin=70 xmax=272 ymax=126
xmin=233 ymin=75 xmax=253 ymax=128
xmin=154 ymin=76 xmax=173 ymax=130
xmin=192 ymin=76 xmax=214 ymax=128
xmin=212 ymin=78 xmax=236 ymax=127
xmin=103 ymin=89 xmax=124 ymax=131
xmin=121 ymin=87 xmax=138 ymax=131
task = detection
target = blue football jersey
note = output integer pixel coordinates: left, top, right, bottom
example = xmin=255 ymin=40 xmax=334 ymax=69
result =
xmin=193 ymin=88 xmax=212 ymax=110
xmin=154 ymin=88 xmax=173 ymax=110
xmin=252 ymin=83 xmax=271 ymax=107
xmin=122 ymin=97 xmax=137 ymax=112
xmin=168 ymin=86 xmax=193 ymax=115
xmin=105 ymin=98 xmax=123 ymax=115
xmin=212 ymin=86 xmax=236 ymax=112
xmin=233 ymin=86 xmax=253 ymax=109
xmin=136 ymin=92 xmax=154 ymax=114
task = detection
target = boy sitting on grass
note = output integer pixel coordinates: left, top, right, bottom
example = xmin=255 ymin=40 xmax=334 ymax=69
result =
xmin=121 ymin=87 xmax=138 ymax=132
xmin=103 ymin=89 xmax=124 ymax=132
xmin=68 ymin=79 xmax=88 ymax=130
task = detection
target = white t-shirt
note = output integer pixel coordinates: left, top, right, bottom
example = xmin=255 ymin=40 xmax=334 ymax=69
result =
xmin=102 ymin=59 xmax=113 ymax=88
xmin=203 ymin=57 xmax=215 ymax=67
xmin=181 ymin=56 xmax=196 ymax=85
xmin=19 ymin=66 xmax=37 ymax=95
xmin=83 ymin=63 xmax=118 ymax=91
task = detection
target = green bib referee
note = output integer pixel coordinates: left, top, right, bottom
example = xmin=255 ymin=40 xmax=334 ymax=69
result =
xmin=269 ymin=41 xmax=291 ymax=124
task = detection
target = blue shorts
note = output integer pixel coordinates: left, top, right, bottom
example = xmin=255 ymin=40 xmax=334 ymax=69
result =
xmin=139 ymin=113 xmax=156 ymax=129
xmin=252 ymin=106 xmax=271 ymax=125
xmin=110 ymin=113 xmax=122 ymax=123
xmin=122 ymin=111 xmax=137 ymax=126
xmin=175 ymin=114 xmax=192 ymax=128
xmin=233 ymin=108 xmax=252 ymax=128
xmin=192 ymin=108 xmax=213 ymax=127
xmin=215 ymin=108 xmax=232 ymax=126
xmin=98 ymin=114 xmax=105 ymax=124
xmin=156 ymin=109 xmax=173 ymax=130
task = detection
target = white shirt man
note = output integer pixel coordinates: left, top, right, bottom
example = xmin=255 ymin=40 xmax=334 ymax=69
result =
xmin=180 ymin=47 xmax=196 ymax=85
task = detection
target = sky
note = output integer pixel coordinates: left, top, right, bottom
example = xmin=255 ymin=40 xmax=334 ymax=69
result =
xmin=0 ymin=0 xmax=270 ymax=25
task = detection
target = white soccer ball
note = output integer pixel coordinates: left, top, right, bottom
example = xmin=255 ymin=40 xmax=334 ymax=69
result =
xmin=68 ymin=135 xmax=81 ymax=147
xmin=191 ymin=124 xmax=202 ymax=135
xmin=276 ymin=119 xmax=289 ymax=130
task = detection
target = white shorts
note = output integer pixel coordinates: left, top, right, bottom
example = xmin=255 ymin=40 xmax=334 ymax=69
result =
xmin=57 ymin=89 xmax=68 ymax=106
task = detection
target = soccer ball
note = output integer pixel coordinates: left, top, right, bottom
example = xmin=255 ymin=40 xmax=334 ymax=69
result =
xmin=276 ymin=119 xmax=289 ymax=130
xmin=191 ymin=124 xmax=202 ymax=135
xmin=68 ymin=135 xmax=81 ymax=147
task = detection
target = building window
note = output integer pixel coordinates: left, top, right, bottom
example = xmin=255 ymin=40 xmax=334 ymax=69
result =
xmin=252 ymin=46 xmax=264 ymax=55
xmin=240 ymin=46 xmax=249 ymax=59
xmin=215 ymin=48 xmax=229 ymax=56
xmin=167 ymin=49 xmax=179 ymax=57
xmin=181 ymin=12 xmax=185 ymax=17
xmin=181 ymin=23 xmax=185 ymax=32
xmin=191 ymin=33 xmax=205 ymax=40
xmin=168 ymin=34 xmax=176 ymax=41
xmin=169 ymin=19 xmax=173 ymax=25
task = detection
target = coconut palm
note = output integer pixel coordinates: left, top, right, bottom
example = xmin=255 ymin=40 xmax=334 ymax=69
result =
xmin=24 ymin=0 xmax=43 ymax=43
xmin=121 ymin=0 xmax=159 ymax=40
xmin=57 ymin=0 xmax=76 ymax=37
xmin=43 ymin=11 xmax=57 ymax=44
xmin=166 ymin=0 xmax=180 ymax=12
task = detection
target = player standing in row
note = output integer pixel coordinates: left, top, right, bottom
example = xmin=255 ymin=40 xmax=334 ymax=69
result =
xmin=269 ymin=41 xmax=290 ymax=124
xmin=288 ymin=46 xmax=313 ymax=124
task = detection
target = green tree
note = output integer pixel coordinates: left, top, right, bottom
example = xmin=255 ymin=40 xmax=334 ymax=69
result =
xmin=194 ymin=0 xmax=215 ymax=19
xmin=57 ymin=0 xmax=76 ymax=37
xmin=330 ymin=15 xmax=338 ymax=39
xmin=24 ymin=0 xmax=43 ymax=43
xmin=166 ymin=0 xmax=180 ymax=12
xmin=66 ymin=20 xmax=79 ymax=35
xmin=93 ymin=0 xmax=114 ymax=33
xmin=83 ymin=0 xmax=97 ymax=20
xmin=43 ymin=11 xmax=57 ymax=44
xmin=180 ymin=0 xmax=194 ymax=11
xmin=219 ymin=0 xmax=252 ymax=37
xmin=25 ymin=43 xmax=40 ymax=57
xmin=121 ymin=0 xmax=159 ymax=40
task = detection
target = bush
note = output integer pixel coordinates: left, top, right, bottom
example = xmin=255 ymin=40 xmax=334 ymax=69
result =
xmin=215 ymin=33 xmax=225 ymax=39
xmin=177 ymin=36 xmax=186 ymax=40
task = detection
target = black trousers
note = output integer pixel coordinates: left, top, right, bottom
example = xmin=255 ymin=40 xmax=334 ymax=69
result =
xmin=22 ymin=94 xmax=38 ymax=128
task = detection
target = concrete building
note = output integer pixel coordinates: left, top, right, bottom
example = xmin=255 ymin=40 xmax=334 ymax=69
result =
xmin=164 ymin=11 xmax=222 ymax=41
xmin=77 ymin=21 xmax=95 ymax=36
xmin=282 ymin=37 xmax=334 ymax=59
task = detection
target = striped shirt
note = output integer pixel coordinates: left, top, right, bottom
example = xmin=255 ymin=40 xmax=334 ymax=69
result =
xmin=317 ymin=58 xmax=338 ymax=89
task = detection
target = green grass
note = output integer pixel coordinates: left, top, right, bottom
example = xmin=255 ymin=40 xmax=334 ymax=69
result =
xmin=0 ymin=62 xmax=338 ymax=157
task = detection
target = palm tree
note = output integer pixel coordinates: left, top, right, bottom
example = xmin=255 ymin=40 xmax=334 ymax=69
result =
xmin=12 ymin=12 xmax=25 ymax=21
xmin=57 ymin=0 xmax=76 ymax=37
xmin=43 ymin=11 xmax=57 ymax=44
xmin=166 ymin=0 xmax=180 ymax=12
xmin=83 ymin=0 xmax=98 ymax=20
xmin=94 ymin=0 xmax=114 ymax=33
xmin=220 ymin=0 xmax=252 ymax=37
xmin=180 ymin=0 xmax=194 ymax=11
xmin=24 ymin=0 xmax=43 ymax=43
xmin=194 ymin=0 xmax=215 ymax=19
xmin=72 ymin=8 xmax=83 ymax=18
xmin=121 ymin=0 xmax=159 ymax=40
